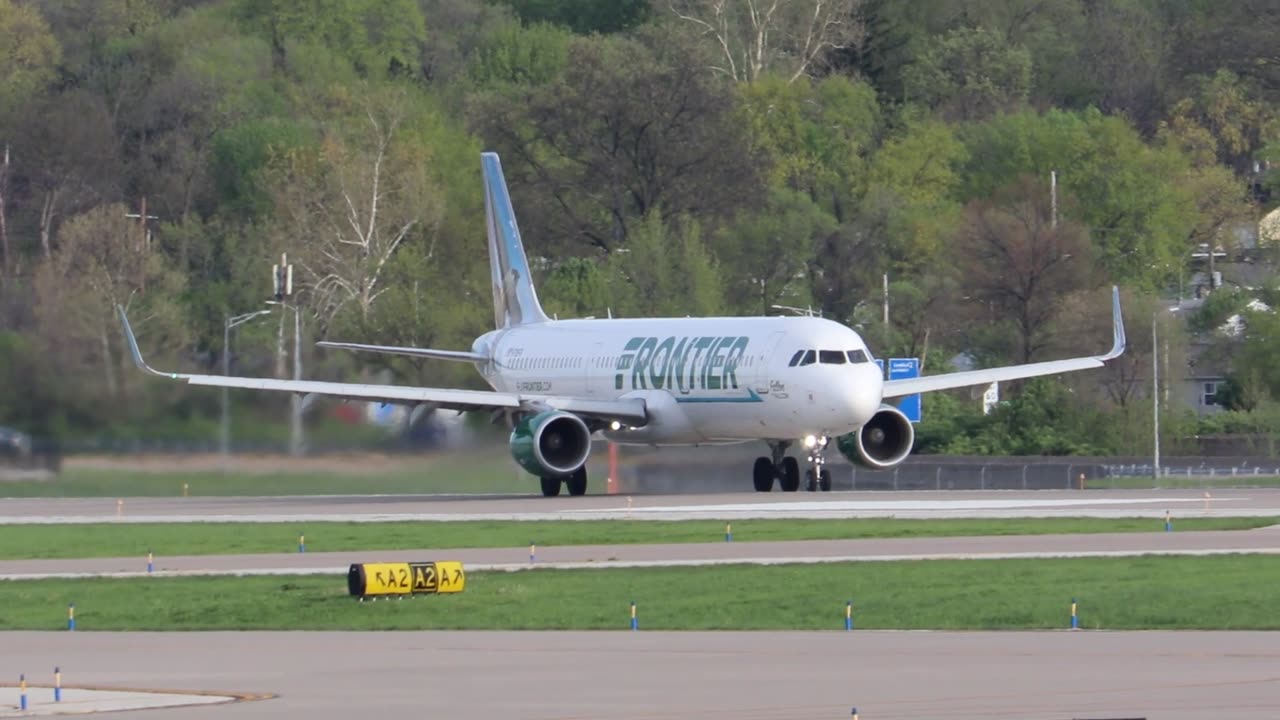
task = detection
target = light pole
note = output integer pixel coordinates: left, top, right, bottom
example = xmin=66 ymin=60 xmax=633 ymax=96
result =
xmin=222 ymin=309 xmax=274 ymax=461
xmin=266 ymin=299 xmax=304 ymax=456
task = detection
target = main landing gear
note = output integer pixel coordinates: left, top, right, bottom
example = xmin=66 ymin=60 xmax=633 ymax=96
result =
xmin=540 ymin=467 xmax=588 ymax=497
xmin=753 ymin=438 xmax=831 ymax=492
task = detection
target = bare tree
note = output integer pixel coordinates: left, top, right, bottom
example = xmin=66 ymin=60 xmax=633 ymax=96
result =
xmin=953 ymin=176 xmax=1092 ymax=364
xmin=33 ymin=203 xmax=186 ymax=402
xmin=268 ymin=86 xmax=443 ymax=332
xmin=668 ymin=0 xmax=866 ymax=83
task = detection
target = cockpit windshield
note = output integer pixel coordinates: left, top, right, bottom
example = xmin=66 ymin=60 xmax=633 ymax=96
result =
xmin=788 ymin=348 xmax=871 ymax=366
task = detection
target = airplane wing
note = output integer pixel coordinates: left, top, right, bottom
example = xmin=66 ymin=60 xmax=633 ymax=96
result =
xmin=118 ymin=308 xmax=647 ymax=426
xmin=316 ymin=341 xmax=488 ymax=363
xmin=881 ymin=286 xmax=1126 ymax=399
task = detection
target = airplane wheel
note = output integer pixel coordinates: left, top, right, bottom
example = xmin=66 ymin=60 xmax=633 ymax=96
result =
xmin=804 ymin=468 xmax=817 ymax=492
xmin=819 ymin=469 xmax=832 ymax=492
xmin=752 ymin=457 xmax=774 ymax=492
xmin=540 ymin=476 xmax=562 ymax=497
xmin=780 ymin=457 xmax=801 ymax=492
xmin=566 ymin=467 xmax=588 ymax=496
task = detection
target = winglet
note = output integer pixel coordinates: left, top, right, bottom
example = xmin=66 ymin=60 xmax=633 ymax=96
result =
xmin=1099 ymin=285 xmax=1126 ymax=361
xmin=117 ymin=306 xmax=182 ymax=379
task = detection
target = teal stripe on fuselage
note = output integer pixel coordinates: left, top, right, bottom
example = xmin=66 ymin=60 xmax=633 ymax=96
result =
xmin=674 ymin=389 xmax=763 ymax=403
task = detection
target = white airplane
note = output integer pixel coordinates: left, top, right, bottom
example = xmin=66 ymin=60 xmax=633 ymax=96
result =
xmin=120 ymin=152 xmax=1127 ymax=497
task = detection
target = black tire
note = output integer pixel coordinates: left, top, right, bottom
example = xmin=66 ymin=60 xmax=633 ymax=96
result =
xmin=819 ymin=469 xmax=832 ymax=492
xmin=780 ymin=457 xmax=801 ymax=492
xmin=565 ymin=467 xmax=588 ymax=496
xmin=540 ymin=476 xmax=562 ymax=497
xmin=752 ymin=457 xmax=774 ymax=492
xmin=804 ymin=468 xmax=817 ymax=492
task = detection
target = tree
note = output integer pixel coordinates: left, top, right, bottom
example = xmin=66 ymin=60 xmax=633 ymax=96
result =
xmin=494 ymin=0 xmax=651 ymax=34
xmin=716 ymin=188 xmax=832 ymax=315
xmin=467 ymin=29 xmax=762 ymax=254
xmin=608 ymin=211 xmax=725 ymax=318
xmin=900 ymin=26 xmax=1031 ymax=122
xmin=232 ymin=0 xmax=426 ymax=78
xmin=960 ymin=109 xmax=1198 ymax=288
xmin=952 ymin=176 xmax=1092 ymax=364
xmin=265 ymin=86 xmax=445 ymax=332
xmin=31 ymin=203 xmax=186 ymax=408
xmin=11 ymin=90 xmax=120 ymax=260
xmin=0 ymin=0 xmax=61 ymax=275
xmin=668 ymin=0 xmax=867 ymax=84
xmin=737 ymin=74 xmax=880 ymax=217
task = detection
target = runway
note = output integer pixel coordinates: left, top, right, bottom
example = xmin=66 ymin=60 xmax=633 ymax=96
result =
xmin=2 ymin=488 xmax=1276 ymax=523
xmin=3 ymin=631 xmax=1277 ymax=719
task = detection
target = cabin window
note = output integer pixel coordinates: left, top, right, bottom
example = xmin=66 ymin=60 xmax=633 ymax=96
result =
xmin=846 ymin=350 xmax=869 ymax=364
xmin=799 ymin=350 xmax=816 ymax=366
xmin=788 ymin=350 xmax=804 ymax=367
xmin=819 ymin=350 xmax=846 ymax=364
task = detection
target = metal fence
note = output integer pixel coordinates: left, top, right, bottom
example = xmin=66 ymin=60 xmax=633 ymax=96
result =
xmin=613 ymin=449 xmax=1280 ymax=494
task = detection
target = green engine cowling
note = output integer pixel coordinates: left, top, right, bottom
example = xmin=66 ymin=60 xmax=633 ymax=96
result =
xmin=836 ymin=405 xmax=915 ymax=469
xmin=510 ymin=410 xmax=592 ymax=477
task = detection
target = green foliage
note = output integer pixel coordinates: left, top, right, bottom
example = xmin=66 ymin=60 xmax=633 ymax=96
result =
xmin=608 ymin=211 xmax=725 ymax=318
xmin=960 ymin=109 xmax=1197 ymax=288
xmin=715 ymin=188 xmax=832 ymax=316
xmin=540 ymin=256 xmax=613 ymax=320
xmin=492 ymin=0 xmax=651 ymax=34
xmin=211 ymin=119 xmax=312 ymax=219
xmin=1187 ymin=286 xmax=1247 ymax=333
xmin=902 ymin=26 xmax=1032 ymax=121
xmin=467 ymin=20 xmax=570 ymax=87
xmin=915 ymin=379 xmax=1110 ymax=455
xmin=232 ymin=0 xmax=426 ymax=79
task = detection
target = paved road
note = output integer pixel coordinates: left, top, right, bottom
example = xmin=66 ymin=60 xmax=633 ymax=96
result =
xmin=2 ymin=631 xmax=1276 ymax=719
xmin=2 ymin=528 xmax=1278 ymax=579
xmin=2 ymin=488 xmax=1276 ymax=523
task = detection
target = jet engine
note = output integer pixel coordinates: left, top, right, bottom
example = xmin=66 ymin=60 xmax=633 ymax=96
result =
xmin=509 ymin=410 xmax=592 ymax=477
xmin=836 ymin=405 xmax=915 ymax=469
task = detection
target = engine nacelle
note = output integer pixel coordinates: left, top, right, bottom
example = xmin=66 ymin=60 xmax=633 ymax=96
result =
xmin=836 ymin=405 xmax=915 ymax=469
xmin=510 ymin=410 xmax=592 ymax=477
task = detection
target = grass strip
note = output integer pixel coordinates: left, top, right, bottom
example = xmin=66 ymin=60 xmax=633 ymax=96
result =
xmin=1 ymin=555 xmax=1277 ymax=631
xmin=0 ymin=516 xmax=1273 ymax=560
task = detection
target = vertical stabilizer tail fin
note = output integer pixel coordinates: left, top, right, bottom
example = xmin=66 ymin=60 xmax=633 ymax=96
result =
xmin=483 ymin=152 xmax=550 ymax=328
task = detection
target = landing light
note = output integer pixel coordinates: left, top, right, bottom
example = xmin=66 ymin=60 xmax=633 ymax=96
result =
xmin=803 ymin=434 xmax=818 ymax=448
xmin=610 ymin=421 xmax=622 ymax=431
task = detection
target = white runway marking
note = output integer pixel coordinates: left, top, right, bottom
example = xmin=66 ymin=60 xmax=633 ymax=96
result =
xmin=576 ymin=497 xmax=1208 ymax=513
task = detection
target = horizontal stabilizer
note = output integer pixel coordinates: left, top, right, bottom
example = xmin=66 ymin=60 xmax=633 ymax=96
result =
xmin=317 ymin=341 xmax=489 ymax=363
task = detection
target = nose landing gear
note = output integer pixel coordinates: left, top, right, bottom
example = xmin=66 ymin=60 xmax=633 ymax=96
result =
xmin=751 ymin=438 xmax=829 ymax=492
xmin=803 ymin=435 xmax=832 ymax=492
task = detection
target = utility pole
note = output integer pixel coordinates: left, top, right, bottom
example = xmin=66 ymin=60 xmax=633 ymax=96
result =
xmin=882 ymin=273 xmax=889 ymax=325
xmin=125 ymin=199 xmax=159 ymax=292
xmin=1153 ymin=315 xmax=1160 ymax=482
xmin=1050 ymin=170 xmax=1058 ymax=230
xmin=271 ymin=254 xmax=304 ymax=456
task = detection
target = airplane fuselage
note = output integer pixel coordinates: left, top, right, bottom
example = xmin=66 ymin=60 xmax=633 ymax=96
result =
xmin=474 ymin=315 xmax=884 ymax=445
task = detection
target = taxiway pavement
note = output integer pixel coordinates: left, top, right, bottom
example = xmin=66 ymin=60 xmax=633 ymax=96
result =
xmin=2 ymin=631 xmax=1276 ymax=719
xmin=1 ymin=528 xmax=1278 ymax=579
